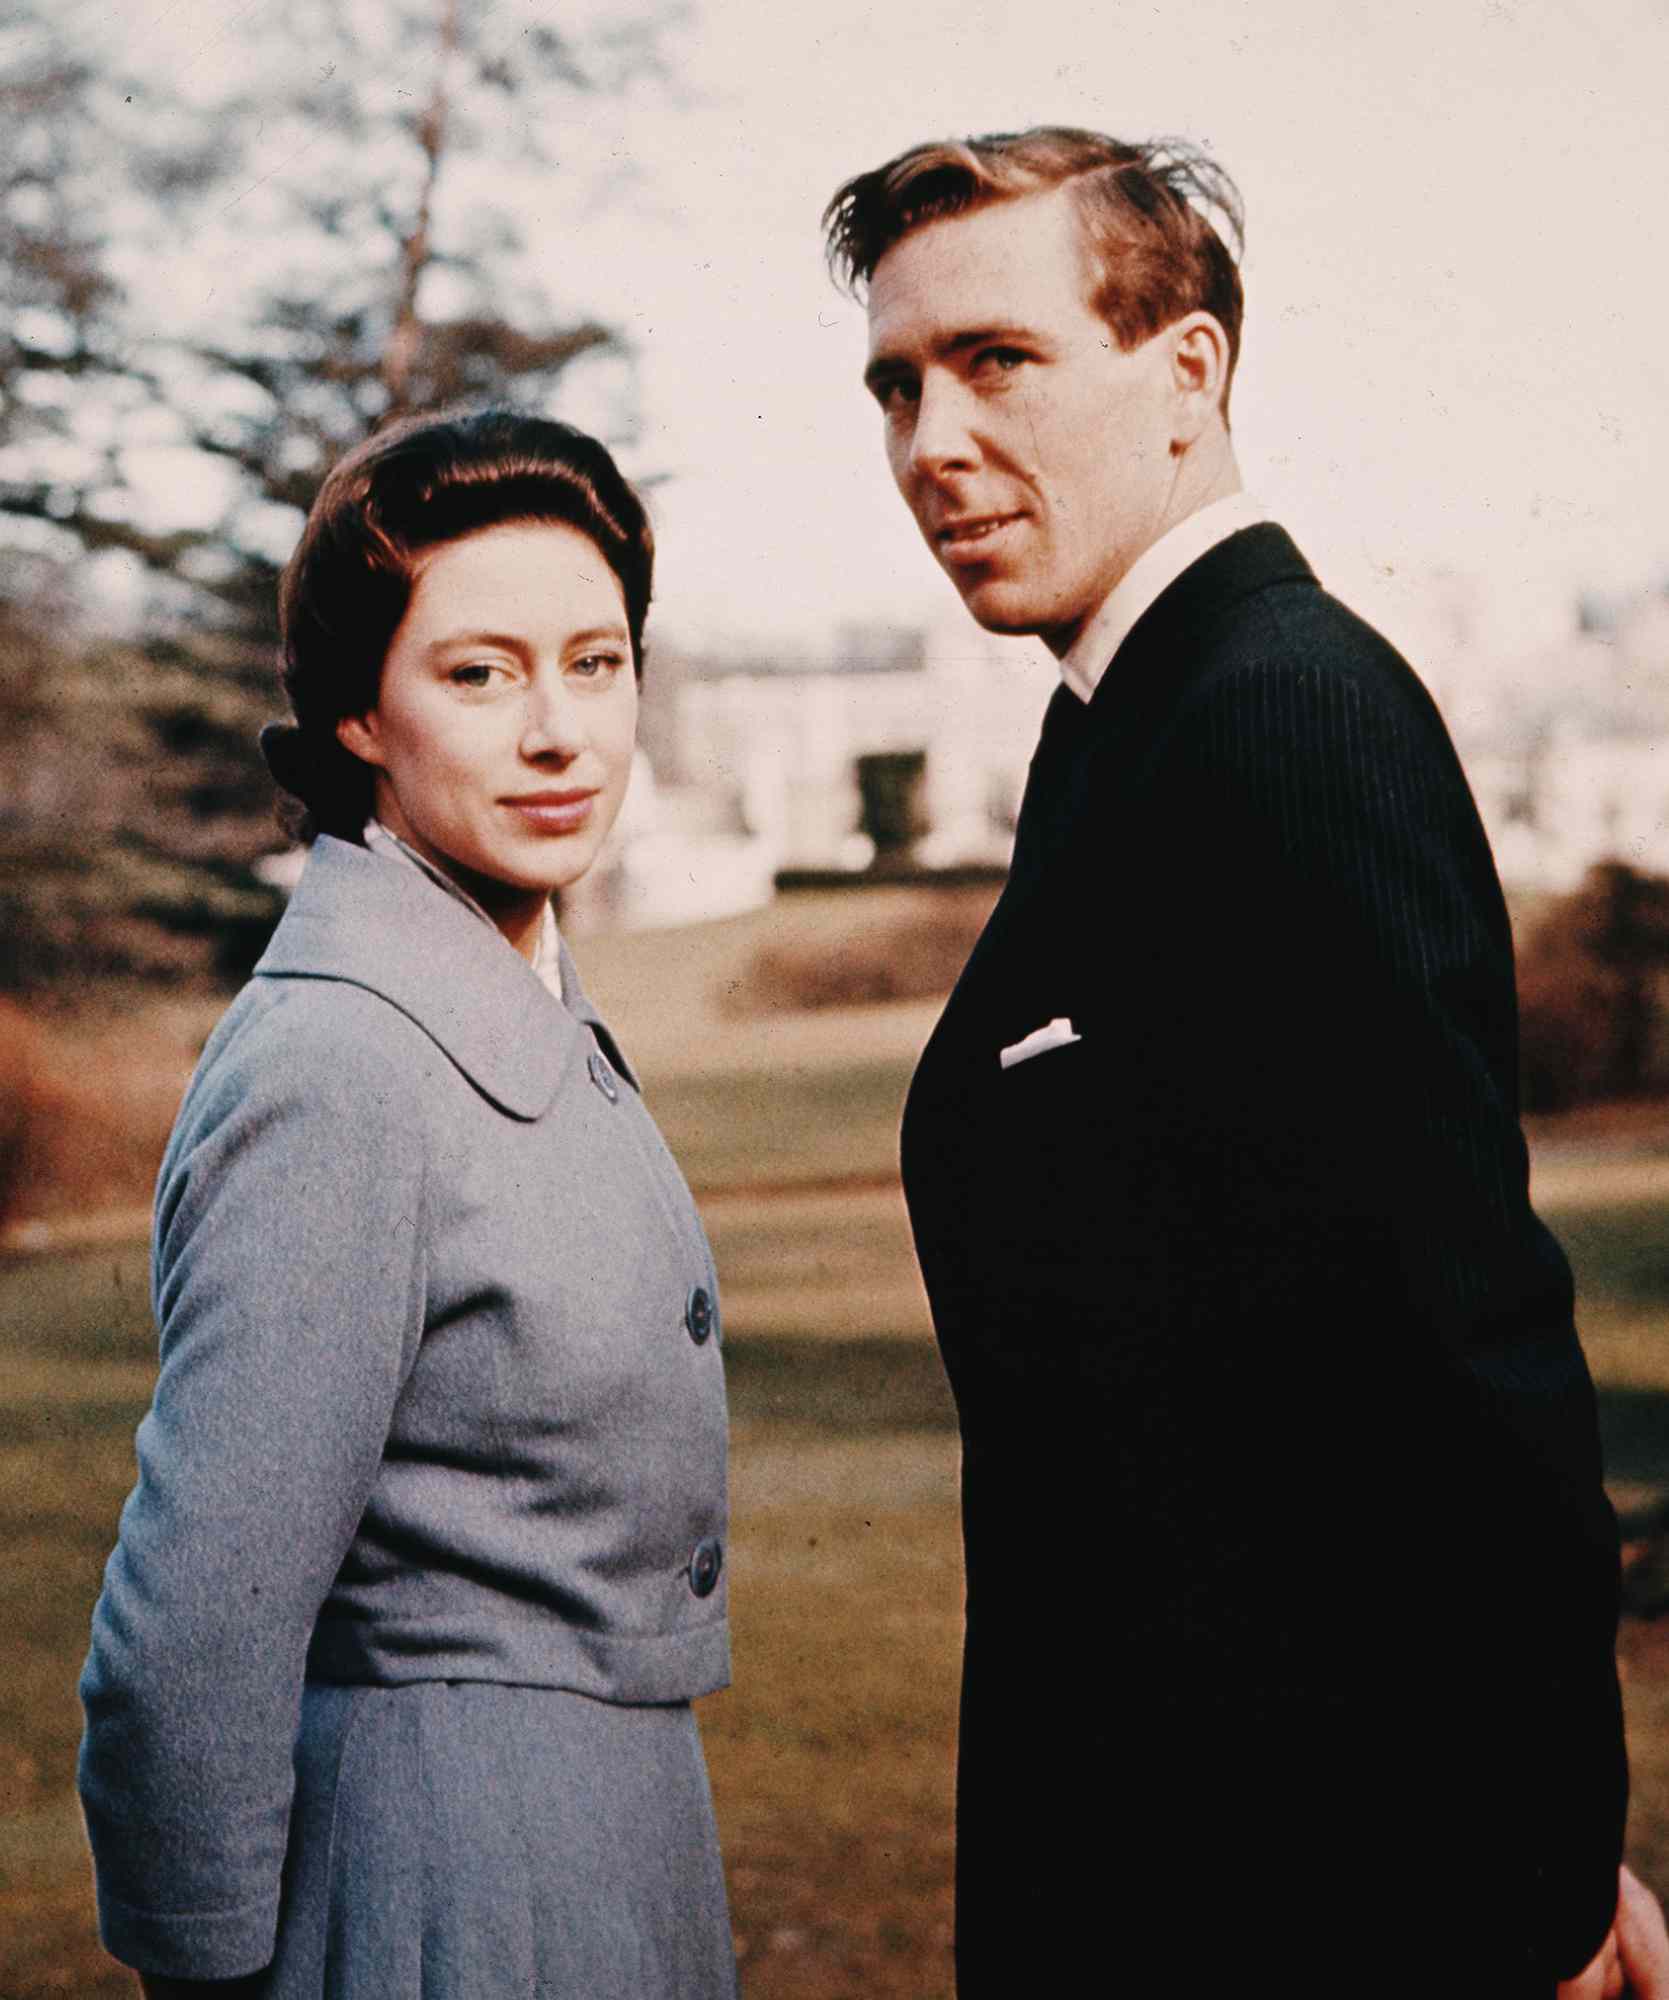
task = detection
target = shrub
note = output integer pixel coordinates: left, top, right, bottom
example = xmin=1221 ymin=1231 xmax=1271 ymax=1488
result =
xmin=1517 ymin=862 xmax=1669 ymax=1112
xmin=0 ymin=1001 xmax=39 ymax=1230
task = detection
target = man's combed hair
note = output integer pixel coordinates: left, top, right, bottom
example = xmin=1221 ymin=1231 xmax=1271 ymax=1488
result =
xmin=823 ymin=126 xmax=1246 ymax=411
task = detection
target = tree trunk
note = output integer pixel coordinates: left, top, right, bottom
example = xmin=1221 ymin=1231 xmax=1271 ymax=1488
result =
xmin=382 ymin=0 xmax=459 ymax=418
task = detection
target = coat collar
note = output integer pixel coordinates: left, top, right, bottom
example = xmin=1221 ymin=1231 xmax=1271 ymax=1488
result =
xmin=1059 ymin=492 xmax=1271 ymax=703
xmin=254 ymin=836 xmax=637 ymax=1121
xmin=1023 ymin=523 xmax=1318 ymax=777
xmin=1088 ymin=521 xmax=1317 ymax=716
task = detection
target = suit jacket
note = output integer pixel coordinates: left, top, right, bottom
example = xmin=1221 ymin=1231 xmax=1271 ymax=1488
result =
xmin=900 ymin=525 xmax=1624 ymax=1990
xmin=78 ymin=835 xmax=729 ymax=1978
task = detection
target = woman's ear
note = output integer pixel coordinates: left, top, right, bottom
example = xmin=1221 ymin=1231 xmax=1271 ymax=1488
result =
xmin=336 ymin=712 xmax=385 ymax=768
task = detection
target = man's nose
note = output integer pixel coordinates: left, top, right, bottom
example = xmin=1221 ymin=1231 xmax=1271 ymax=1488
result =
xmin=908 ymin=377 xmax=977 ymax=480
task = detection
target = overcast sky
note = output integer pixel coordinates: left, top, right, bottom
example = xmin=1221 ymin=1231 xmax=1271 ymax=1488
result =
xmin=77 ymin=0 xmax=1669 ymax=690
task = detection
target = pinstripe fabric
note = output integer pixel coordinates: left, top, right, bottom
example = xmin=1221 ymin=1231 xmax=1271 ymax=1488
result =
xmin=901 ymin=525 xmax=1624 ymax=1995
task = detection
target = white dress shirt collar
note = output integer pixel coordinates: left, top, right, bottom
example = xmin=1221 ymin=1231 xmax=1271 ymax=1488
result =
xmin=1059 ymin=491 xmax=1269 ymax=704
xmin=362 ymin=817 xmax=565 ymax=1004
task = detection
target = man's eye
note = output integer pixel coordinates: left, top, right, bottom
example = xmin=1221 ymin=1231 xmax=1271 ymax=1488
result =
xmin=872 ymin=377 xmax=919 ymax=413
xmin=976 ymin=347 xmax=1027 ymax=376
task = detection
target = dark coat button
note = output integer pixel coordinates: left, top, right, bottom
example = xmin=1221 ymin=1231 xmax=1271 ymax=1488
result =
xmin=685 ymin=1284 xmax=716 ymax=1345
xmin=688 ymin=1536 xmax=723 ymax=1598
xmin=587 ymin=1049 xmax=618 ymax=1103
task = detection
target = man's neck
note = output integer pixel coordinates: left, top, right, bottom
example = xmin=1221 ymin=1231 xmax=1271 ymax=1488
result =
xmin=1041 ymin=429 xmax=1242 ymax=663
xmin=1059 ymin=482 xmax=1266 ymax=703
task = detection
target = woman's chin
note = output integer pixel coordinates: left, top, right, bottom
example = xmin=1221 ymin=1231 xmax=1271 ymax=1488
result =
xmin=410 ymin=821 xmax=595 ymax=895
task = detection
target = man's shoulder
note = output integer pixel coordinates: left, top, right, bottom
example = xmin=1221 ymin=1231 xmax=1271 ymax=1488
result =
xmin=1109 ymin=523 xmax=1439 ymax=737
xmin=1193 ymin=535 xmax=1404 ymax=667
xmin=1181 ymin=552 xmax=1448 ymax=749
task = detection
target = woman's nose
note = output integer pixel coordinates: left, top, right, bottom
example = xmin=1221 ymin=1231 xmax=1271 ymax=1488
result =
xmin=519 ymin=678 xmax=583 ymax=760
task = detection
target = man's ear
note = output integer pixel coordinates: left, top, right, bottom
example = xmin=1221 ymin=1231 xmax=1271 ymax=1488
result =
xmin=1168 ymin=312 xmax=1231 ymax=445
xmin=336 ymin=712 xmax=385 ymax=768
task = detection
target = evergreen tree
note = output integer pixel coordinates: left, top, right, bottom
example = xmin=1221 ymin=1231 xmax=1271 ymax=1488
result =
xmin=0 ymin=0 xmax=682 ymax=988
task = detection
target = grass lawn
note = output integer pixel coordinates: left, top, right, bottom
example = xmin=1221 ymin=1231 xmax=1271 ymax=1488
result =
xmin=4 ymin=907 xmax=1669 ymax=1993
xmin=3 ymin=897 xmax=937 ymax=1242
xmin=0 ymin=1224 xmax=963 ymax=2000
xmin=6 ymin=1169 xmax=1669 ymax=1995
xmin=1546 ymin=1192 xmax=1669 ymax=1901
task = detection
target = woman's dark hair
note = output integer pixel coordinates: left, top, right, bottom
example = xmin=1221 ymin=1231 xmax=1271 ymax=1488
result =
xmin=265 ymin=407 xmax=655 ymax=842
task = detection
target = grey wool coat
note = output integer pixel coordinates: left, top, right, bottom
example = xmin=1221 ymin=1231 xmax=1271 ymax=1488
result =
xmin=78 ymin=835 xmax=735 ymax=1995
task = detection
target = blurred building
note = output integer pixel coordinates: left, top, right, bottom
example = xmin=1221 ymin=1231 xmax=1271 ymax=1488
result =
xmin=601 ymin=574 xmax=1669 ymax=926
xmin=665 ymin=618 xmax=1051 ymax=869
xmin=262 ymin=574 xmax=1669 ymax=932
xmin=1451 ymin=580 xmax=1669 ymax=893
xmin=569 ymin=617 xmax=1052 ymax=929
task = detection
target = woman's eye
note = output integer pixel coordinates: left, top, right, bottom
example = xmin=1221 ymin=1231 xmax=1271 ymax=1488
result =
xmin=571 ymin=652 xmax=627 ymax=680
xmin=449 ymin=662 xmax=501 ymax=689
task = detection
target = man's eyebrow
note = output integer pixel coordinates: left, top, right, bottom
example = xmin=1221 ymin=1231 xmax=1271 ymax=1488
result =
xmin=864 ymin=324 xmax=1039 ymax=391
xmin=862 ymin=355 xmax=912 ymax=395
xmin=940 ymin=324 xmax=1037 ymax=353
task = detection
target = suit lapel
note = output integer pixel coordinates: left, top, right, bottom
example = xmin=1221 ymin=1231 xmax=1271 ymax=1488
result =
xmin=1087 ymin=522 xmax=1316 ymax=733
xmin=931 ymin=525 xmax=1320 ymax=1062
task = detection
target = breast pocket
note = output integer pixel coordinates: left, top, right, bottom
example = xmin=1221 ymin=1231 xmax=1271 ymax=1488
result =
xmin=998 ymin=1016 xmax=1082 ymax=1071
xmin=983 ymin=1030 xmax=1098 ymax=1201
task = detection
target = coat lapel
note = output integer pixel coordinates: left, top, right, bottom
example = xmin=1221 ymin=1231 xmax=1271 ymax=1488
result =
xmin=1088 ymin=522 xmax=1316 ymax=731
xmin=254 ymin=836 xmax=629 ymax=1120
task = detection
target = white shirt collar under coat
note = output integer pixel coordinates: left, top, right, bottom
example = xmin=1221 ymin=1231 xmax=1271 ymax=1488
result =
xmin=1059 ymin=491 xmax=1269 ymax=703
xmin=363 ymin=817 xmax=565 ymax=1004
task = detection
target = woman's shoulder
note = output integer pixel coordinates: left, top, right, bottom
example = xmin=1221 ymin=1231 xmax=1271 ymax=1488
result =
xmin=216 ymin=968 xmax=434 ymax=1073
xmin=175 ymin=973 xmax=444 ymax=1156
xmin=156 ymin=975 xmax=444 ymax=1272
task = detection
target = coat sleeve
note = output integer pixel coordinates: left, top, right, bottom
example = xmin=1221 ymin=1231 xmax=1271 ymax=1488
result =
xmin=1156 ymin=639 xmax=1626 ymax=1978
xmin=78 ymin=985 xmax=429 ymax=1981
xmin=1161 ymin=641 xmax=1568 ymax=1367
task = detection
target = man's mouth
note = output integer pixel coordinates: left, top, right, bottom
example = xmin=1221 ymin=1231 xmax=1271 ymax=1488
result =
xmin=934 ymin=512 xmax=1023 ymax=560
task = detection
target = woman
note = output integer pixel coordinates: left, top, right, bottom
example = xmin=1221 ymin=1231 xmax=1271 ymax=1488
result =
xmin=78 ymin=410 xmax=736 ymax=2000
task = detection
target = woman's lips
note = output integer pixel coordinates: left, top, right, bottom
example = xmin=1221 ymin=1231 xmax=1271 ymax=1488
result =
xmin=502 ymin=790 xmax=597 ymax=835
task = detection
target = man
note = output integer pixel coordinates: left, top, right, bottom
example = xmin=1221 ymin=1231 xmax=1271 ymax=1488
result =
xmin=823 ymin=128 xmax=1666 ymax=1995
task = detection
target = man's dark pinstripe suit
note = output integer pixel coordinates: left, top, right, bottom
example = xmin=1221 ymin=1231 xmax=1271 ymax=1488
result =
xmin=900 ymin=522 xmax=1626 ymax=1993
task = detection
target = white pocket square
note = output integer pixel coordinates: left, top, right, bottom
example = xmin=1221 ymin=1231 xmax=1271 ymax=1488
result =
xmin=999 ymin=1017 xmax=1082 ymax=1069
